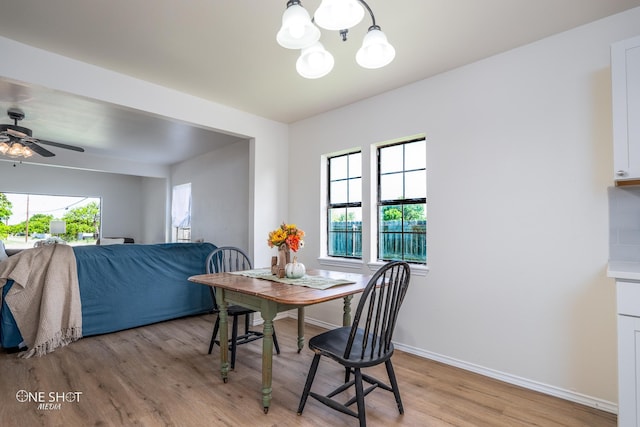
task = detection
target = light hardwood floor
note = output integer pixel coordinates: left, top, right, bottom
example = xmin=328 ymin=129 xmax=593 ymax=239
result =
xmin=0 ymin=315 xmax=616 ymax=426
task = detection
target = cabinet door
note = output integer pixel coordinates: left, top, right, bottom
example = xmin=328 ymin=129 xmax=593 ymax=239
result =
xmin=612 ymin=35 xmax=640 ymax=181
xmin=618 ymin=315 xmax=640 ymax=427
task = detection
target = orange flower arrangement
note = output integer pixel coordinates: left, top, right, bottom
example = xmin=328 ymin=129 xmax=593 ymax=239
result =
xmin=267 ymin=222 xmax=305 ymax=252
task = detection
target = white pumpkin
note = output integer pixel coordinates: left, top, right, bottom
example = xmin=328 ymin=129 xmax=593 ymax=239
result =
xmin=285 ymin=256 xmax=306 ymax=279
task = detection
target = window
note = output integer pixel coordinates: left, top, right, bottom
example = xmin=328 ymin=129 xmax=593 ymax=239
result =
xmin=0 ymin=192 xmax=101 ymax=248
xmin=327 ymin=151 xmax=362 ymax=258
xmin=377 ymin=138 xmax=426 ymax=264
xmin=171 ymin=183 xmax=192 ymax=242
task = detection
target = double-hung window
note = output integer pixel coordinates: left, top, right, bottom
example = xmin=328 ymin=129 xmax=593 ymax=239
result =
xmin=327 ymin=151 xmax=362 ymax=258
xmin=377 ymin=138 xmax=426 ymax=264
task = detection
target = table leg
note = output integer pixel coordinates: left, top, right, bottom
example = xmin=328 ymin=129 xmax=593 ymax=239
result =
xmin=297 ymin=307 xmax=305 ymax=353
xmin=216 ymin=289 xmax=230 ymax=382
xmin=343 ymin=295 xmax=353 ymax=326
xmin=261 ymin=303 xmax=277 ymax=413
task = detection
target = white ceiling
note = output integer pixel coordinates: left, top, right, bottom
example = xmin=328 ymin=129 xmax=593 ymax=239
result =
xmin=0 ymin=0 xmax=639 ymax=168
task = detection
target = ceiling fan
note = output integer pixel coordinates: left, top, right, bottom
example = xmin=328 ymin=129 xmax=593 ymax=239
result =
xmin=0 ymin=108 xmax=85 ymax=158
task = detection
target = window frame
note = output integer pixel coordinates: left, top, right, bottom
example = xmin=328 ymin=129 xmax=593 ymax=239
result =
xmin=326 ymin=150 xmax=362 ymax=259
xmin=0 ymin=191 xmax=102 ymax=248
xmin=171 ymin=183 xmax=192 ymax=243
xmin=376 ymin=137 xmax=427 ymax=264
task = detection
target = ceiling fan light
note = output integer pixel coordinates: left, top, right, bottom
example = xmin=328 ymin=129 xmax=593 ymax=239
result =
xmin=277 ymin=2 xmax=321 ymax=49
xmin=356 ymin=27 xmax=396 ymax=69
xmin=296 ymin=42 xmax=334 ymax=79
xmin=22 ymin=145 xmax=33 ymax=158
xmin=7 ymin=142 xmax=24 ymax=157
xmin=0 ymin=140 xmax=9 ymax=154
xmin=314 ymin=0 xmax=365 ymax=31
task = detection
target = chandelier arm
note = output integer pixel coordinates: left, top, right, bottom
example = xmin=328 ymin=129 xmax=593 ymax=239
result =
xmin=357 ymin=0 xmax=376 ymax=27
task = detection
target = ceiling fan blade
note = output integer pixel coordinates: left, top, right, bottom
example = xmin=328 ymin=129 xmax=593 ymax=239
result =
xmin=3 ymin=126 xmax=30 ymax=139
xmin=23 ymin=140 xmax=55 ymax=157
xmin=36 ymin=139 xmax=85 ymax=152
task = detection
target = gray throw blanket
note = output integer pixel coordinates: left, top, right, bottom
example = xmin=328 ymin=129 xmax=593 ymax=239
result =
xmin=0 ymin=244 xmax=82 ymax=357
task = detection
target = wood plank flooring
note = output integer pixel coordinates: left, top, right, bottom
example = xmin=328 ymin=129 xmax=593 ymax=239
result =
xmin=0 ymin=315 xmax=616 ymax=426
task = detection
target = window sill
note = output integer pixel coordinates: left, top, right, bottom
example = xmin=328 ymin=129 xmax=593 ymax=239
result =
xmin=318 ymin=257 xmax=429 ymax=277
xmin=317 ymin=257 xmax=365 ymax=270
xmin=366 ymin=261 xmax=429 ymax=277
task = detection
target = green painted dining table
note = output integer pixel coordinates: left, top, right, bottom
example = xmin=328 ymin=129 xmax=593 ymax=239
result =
xmin=188 ymin=268 xmax=372 ymax=413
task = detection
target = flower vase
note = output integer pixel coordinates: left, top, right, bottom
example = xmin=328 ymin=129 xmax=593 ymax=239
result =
xmin=278 ymin=245 xmax=291 ymax=271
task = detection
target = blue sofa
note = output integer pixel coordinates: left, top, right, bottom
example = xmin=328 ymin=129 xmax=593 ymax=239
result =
xmin=1 ymin=242 xmax=216 ymax=349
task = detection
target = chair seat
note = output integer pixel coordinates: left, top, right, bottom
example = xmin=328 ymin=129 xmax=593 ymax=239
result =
xmin=222 ymin=305 xmax=258 ymax=316
xmin=309 ymin=327 xmax=395 ymax=369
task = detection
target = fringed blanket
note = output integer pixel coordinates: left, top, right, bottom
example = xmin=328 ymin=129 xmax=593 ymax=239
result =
xmin=0 ymin=244 xmax=82 ymax=357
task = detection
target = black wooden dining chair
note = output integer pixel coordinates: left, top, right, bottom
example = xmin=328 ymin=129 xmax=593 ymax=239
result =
xmin=297 ymin=261 xmax=411 ymax=427
xmin=206 ymin=246 xmax=280 ymax=370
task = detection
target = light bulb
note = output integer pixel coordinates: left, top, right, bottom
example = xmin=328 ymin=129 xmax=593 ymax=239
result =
xmin=356 ymin=28 xmax=396 ymax=69
xmin=277 ymin=3 xmax=320 ymax=49
xmin=288 ymin=22 xmax=305 ymax=40
xmin=8 ymin=143 xmax=23 ymax=157
xmin=314 ymin=0 xmax=364 ymax=31
xmin=296 ymin=42 xmax=334 ymax=79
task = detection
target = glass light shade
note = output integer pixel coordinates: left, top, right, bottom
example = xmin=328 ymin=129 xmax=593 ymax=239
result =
xmin=5 ymin=141 xmax=33 ymax=158
xmin=0 ymin=140 xmax=9 ymax=154
xmin=314 ymin=0 xmax=365 ymax=31
xmin=356 ymin=28 xmax=396 ymax=69
xmin=7 ymin=143 xmax=23 ymax=157
xmin=296 ymin=42 xmax=334 ymax=79
xmin=276 ymin=3 xmax=321 ymax=49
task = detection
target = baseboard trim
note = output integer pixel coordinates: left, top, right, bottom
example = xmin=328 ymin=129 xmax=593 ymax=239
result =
xmin=297 ymin=314 xmax=618 ymax=415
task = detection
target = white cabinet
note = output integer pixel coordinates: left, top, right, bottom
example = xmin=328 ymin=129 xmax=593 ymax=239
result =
xmin=618 ymin=315 xmax=640 ymax=427
xmin=612 ymin=35 xmax=640 ymax=182
xmin=617 ymin=280 xmax=640 ymax=427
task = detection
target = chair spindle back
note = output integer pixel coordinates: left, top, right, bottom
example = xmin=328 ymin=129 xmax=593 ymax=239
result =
xmin=344 ymin=261 xmax=411 ymax=361
xmin=205 ymin=246 xmax=253 ymax=309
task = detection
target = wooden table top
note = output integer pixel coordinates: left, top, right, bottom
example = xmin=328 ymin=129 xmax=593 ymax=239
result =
xmin=188 ymin=269 xmax=371 ymax=305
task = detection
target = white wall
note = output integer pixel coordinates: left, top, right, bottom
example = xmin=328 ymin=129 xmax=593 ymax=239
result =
xmin=140 ymin=176 xmax=168 ymax=244
xmin=171 ymin=138 xmax=250 ymax=249
xmin=289 ymin=7 xmax=640 ymax=410
xmin=0 ymin=161 xmax=148 ymax=242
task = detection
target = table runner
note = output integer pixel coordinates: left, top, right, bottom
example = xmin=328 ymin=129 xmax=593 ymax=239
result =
xmin=230 ymin=268 xmax=354 ymax=290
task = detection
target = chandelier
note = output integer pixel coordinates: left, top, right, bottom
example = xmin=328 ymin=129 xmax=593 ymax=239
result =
xmin=0 ymin=136 xmax=33 ymax=159
xmin=276 ymin=0 xmax=395 ymax=79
